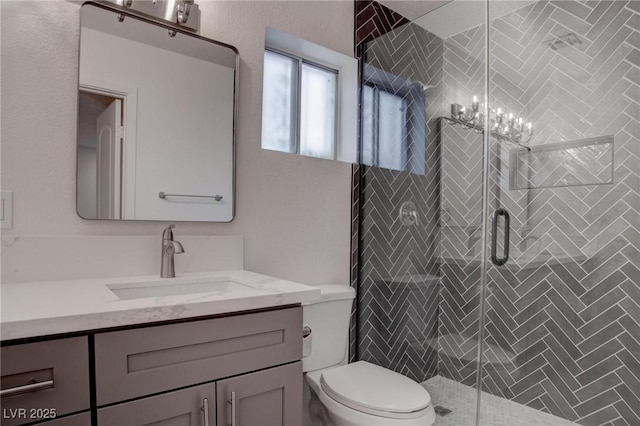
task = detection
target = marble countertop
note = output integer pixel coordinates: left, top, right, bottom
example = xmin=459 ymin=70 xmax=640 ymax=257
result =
xmin=0 ymin=270 xmax=320 ymax=341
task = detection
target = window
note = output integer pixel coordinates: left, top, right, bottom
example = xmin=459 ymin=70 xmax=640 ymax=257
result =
xmin=260 ymin=27 xmax=358 ymax=164
xmin=362 ymin=84 xmax=408 ymax=171
xmin=361 ymin=63 xmax=426 ymax=174
xmin=261 ymin=48 xmax=338 ymax=160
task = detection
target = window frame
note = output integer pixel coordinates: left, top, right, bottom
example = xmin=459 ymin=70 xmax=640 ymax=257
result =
xmin=264 ymin=46 xmax=340 ymax=160
xmin=363 ymin=82 xmax=410 ymax=169
xmin=361 ymin=62 xmax=427 ymax=175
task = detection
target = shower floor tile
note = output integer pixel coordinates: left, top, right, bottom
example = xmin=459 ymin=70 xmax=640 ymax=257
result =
xmin=422 ymin=376 xmax=580 ymax=426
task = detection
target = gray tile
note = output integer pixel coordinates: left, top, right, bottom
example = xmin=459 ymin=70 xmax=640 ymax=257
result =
xmin=575 ymin=389 xmax=620 ymax=417
xmin=513 ymin=381 xmax=546 ymax=405
xmin=579 ymin=405 xmax=625 ymax=426
xmin=357 ymin=1 xmax=640 ymax=425
xmin=541 ymin=364 xmax=581 ymax=406
xmin=575 ymin=353 xmax=624 ymax=386
xmin=575 ymin=371 xmax=623 ymax=402
xmin=614 ymin=384 xmax=640 ymax=418
xmin=586 ymin=1 xmax=616 ymax=25
xmin=586 ymin=1 xmax=628 ymax=40
xmin=581 ymin=270 xmax=628 ymax=305
xmin=579 ymin=304 xmax=626 ymax=338
xmin=576 ymin=336 xmax=624 ymax=369
xmin=581 ymin=254 xmax=630 ymax=290
xmin=614 ymin=400 xmax=640 ymax=425
xmin=552 ymin=0 xmax=592 ymax=20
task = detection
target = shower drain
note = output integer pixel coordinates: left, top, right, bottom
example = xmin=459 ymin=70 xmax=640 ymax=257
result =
xmin=434 ymin=406 xmax=452 ymax=417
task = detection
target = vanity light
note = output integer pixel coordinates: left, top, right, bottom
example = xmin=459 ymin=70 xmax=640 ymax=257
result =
xmin=107 ymin=0 xmax=200 ymax=32
xmin=444 ymin=96 xmax=534 ymax=146
xmin=177 ymin=0 xmax=194 ymax=25
xmin=165 ymin=0 xmax=177 ymax=21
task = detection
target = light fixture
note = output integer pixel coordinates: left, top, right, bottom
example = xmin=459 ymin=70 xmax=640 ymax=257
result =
xmin=177 ymin=0 xmax=194 ymax=25
xmin=444 ymin=97 xmax=533 ymax=146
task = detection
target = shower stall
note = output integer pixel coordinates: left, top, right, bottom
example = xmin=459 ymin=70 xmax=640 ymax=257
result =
xmin=355 ymin=1 xmax=640 ymax=425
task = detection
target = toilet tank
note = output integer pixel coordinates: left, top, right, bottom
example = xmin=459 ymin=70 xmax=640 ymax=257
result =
xmin=302 ymin=285 xmax=355 ymax=373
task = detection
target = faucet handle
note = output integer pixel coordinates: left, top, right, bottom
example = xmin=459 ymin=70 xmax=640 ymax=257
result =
xmin=172 ymin=240 xmax=185 ymax=254
xmin=162 ymin=224 xmax=176 ymax=240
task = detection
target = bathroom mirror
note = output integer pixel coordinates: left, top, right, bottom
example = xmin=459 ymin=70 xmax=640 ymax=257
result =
xmin=76 ymin=3 xmax=237 ymax=222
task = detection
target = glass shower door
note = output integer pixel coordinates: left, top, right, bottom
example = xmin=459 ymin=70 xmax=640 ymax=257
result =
xmin=356 ymin=2 xmax=489 ymax=425
xmin=478 ymin=1 xmax=640 ymax=425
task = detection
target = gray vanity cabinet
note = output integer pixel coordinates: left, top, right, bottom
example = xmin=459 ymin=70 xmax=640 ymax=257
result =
xmin=2 ymin=306 xmax=303 ymax=426
xmin=97 ymin=383 xmax=215 ymax=426
xmin=216 ymin=362 xmax=302 ymax=426
xmin=94 ymin=306 xmax=303 ymax=426
xmin=0 ymin=337 xmax=90 ymax=426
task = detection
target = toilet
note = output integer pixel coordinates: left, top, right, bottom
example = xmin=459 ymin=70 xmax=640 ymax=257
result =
xmin=302 ymin=285 xmax=436 ymax=426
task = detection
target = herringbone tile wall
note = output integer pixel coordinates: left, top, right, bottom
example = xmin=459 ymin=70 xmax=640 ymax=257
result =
xmin=355 ymin=0 xmax=409 ymax=46
xmin=356 ymin=11 xmax=445 ymax=382
xmin=438 ymin=2 xmax=640 ymax=425
xmin=355 ymin=1 xmax=639 ymax=425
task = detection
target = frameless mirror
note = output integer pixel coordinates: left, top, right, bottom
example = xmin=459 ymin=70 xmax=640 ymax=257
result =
xmin=76 ymin=3 xmax=237 ymax=222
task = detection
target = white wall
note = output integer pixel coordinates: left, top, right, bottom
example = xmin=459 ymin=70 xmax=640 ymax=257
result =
xmin=0 ymin=1 xmax=353 ymax=286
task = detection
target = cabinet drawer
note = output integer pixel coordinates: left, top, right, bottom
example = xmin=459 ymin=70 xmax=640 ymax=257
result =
xmin=98 ymin=383 xmax=215 ymax=426
xmin=95 ymin=307 xmax=302 ymax=405
xmin=0 ymin=337 xmax=90 ymax=426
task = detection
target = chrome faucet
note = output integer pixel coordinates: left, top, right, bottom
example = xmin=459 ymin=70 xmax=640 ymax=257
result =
xmin=161 ymin=224 xmax=184 ymax=278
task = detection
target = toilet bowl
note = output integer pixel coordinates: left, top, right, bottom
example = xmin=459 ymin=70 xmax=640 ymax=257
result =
xmin=302 ymin=285 xmax=435 ymax=426
xmin=306 ymin=362 xmax=436 ymax=425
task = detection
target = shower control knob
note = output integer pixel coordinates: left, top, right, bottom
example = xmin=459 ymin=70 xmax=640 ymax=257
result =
xmin=399 ymin=201 xmax=418 ymax=227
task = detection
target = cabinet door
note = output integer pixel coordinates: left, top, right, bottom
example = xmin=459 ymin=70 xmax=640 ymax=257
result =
xmin=216 ymin=362 xmax=302 ymax=426
xmin=97 ymin=383 xmax=215 ymax=426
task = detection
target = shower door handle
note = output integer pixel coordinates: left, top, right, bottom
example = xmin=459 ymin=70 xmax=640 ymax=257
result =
xmin=491 ymin=209 xmax=510 ymax=266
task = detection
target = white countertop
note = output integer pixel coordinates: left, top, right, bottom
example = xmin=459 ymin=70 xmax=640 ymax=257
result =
xmin=0 ymin=270 xmax=320 ymax=341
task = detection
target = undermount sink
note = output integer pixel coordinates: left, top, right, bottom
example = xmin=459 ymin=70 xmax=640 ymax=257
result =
xmin=107 ymin=277 xmax=250 ymax=300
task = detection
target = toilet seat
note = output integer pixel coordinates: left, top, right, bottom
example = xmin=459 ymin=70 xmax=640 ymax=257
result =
xmin=319 ymin=361 xmax=432 ymax=420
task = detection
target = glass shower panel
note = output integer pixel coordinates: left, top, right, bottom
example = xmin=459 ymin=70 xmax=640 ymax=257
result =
xmin=480 ymin=1 xmax=640 ymax=425
xmin=426 ymin=2 xmax=492 ymax=425
xmin=356 ymin=2 xmax=488 ymax=425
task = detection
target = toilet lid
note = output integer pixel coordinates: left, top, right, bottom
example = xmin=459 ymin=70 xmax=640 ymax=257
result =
xmin=320 ymin=361 xmax=432 ymax=419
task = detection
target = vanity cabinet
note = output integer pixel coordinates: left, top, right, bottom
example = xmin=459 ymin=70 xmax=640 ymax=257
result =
xmin=0 ymin=337 xmax=91 ymax=426
xmin=2 ymin=306 xmax=303 ymax=426
xmin=94 ymin=306 xmax=303 ymax=426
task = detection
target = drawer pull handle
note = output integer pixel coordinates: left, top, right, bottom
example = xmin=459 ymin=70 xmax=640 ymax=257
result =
xmin=227 ymin=391 xmax=237 ymax=426
xmin=1 ymin=379 xmax=54 ymax=398
xmin=201 ymin=397 xmax=210 ymax=426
